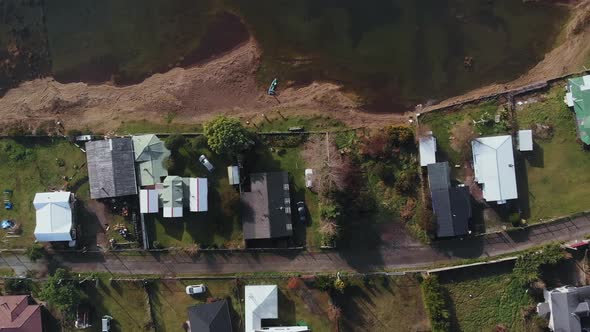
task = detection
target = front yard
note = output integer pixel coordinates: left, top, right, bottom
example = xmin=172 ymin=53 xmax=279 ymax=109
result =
xmin=0 ymin=138 xmax=88 ymax=248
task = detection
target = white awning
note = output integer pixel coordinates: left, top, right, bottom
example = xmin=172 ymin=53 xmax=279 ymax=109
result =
xmin=189 ymin=178 xmax=208 ymax=212
xmin=227 ymin=166 xmax=240 ymax=185
xmin=139 ymin=189 xmax=159 ymax=214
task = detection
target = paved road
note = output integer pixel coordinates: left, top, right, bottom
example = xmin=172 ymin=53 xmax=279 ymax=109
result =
xmin=3 ymin=215 xmax=590 ymax=276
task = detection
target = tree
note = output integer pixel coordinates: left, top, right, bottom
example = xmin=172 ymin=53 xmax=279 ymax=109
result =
xmin=203 ymin=116 xmax=253 ymax=155
xmin=302 ymin=135 xmax=354 ymax=194
xmin=421 ymin=275 xmax=451 ymax=332
xmin=450 ymin=118 xmax=477 ymax=160
xmin=165 ymin=134 xmax=186 ymax=152
xmin=39 ymin=269 xmax=80 ymax=317
xmin=25 ymin=244 xmax=45 ymax=262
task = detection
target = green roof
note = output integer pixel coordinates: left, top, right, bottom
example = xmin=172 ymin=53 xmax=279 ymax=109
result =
xmin=160 ymin=176 xmax=184 ymax=209
xmin=568 ymin=76 xmax=590 ymax=144
xmin=132 ymin=135 xmax=171 ymax=186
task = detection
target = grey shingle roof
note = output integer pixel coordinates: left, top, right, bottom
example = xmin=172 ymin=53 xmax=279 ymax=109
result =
xmin=187 ymin=300 xmax=233 ymax=332
xmin=241 ymin=172 xmax=293 ymax=240
xmin=86 ymin=138 xmax=138 ymax=199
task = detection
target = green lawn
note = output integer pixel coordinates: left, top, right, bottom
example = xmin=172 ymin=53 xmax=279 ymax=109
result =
xmin=116 ymin=119 xmax=203 ymax=135
xmin=254 ymin=114 xmax=346 ymax=132
xmin=335 ymin=275 xmax=430 ymax=332
xmin=516 ymin=86 xmax=590 ymax=222
xmin=146 ymin=137 xmax=243 ymax=248
xmin=440 ymin=265 xmax=534 ymax=332
xmin=78 ymin=278 xmax=152 ymax=332
xmin=0 ymin=138 xmax=88 ymax=248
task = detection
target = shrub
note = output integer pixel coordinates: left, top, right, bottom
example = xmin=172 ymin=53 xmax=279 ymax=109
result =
xmin=508 ymin=212 xmax=521 ymax=226
xmin=152 ymin=241 xmax=163 ymax=249
xmin=3 ymin=143 xmax=32 ymax=162
xmin=361 ymin=131 xmax=389 ymax=159
xmin=421 ymin=275 xmax=450 ymax=332
xmin=417 ymin=207 xmax=436 ymax=236
xmin=334 ymin=278 xmax=346 ymax=293
xmin=395 ymin=168 xmax=418 ymax=194
xmin=319 ymin=201 xmax=341 ymax=221
xmin=373 ymin=162 xmax=395 ymax=185
xmin=314 ymin=275 xmax=334 ymax=291
xmin=400 ymin=198 xmax=416 ymax=221
xmin=4 ymin=278 xmax=32 ymax=295
xmin=165 ymin=134 xmax=186 ymax=152
xmin=388 ymin=125 xmax=414 ymax=148
xmin=39 ymin=269 xmax=80 ymax=317
xmin=56 ymin=158 xmax=66 ymax=167
xmin=513 ymin=244 xmax=565 ymax=286
xmin=287 ymin=277 xmax=300 ymax=290
xmin=25 ymin=244 xmax=45 ymax=262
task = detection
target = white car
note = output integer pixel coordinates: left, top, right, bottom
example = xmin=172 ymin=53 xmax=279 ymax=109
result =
xmin=199 ymin=155 xmax=215 ymax=172
xmin=101 ymin=315 xmax=112 ymax=332
xmin=185 ymin=284 xmax=207 ymax=295
xmin=305 ymin=169 xmax=314 ymax=189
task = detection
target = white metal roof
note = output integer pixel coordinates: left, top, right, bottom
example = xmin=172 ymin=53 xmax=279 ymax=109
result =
xmin=33 ymin=192 xmax=73 ymax=242
xmin=419 ymin=134 xmax=437 ymax=167
xmin=518 ymin=130 xmax=533 ymax=151
xmin=139 ymin=189 xmax=159 ymax=214
xmin=471 ymin=135 xmax=518 ymax=203
xmin=245 ymin=285 xmax=278 ymax=332
xmin=189 ymin=178 xmax=208 ymax=212
xmin=227 ymin=166 xmax=240 ymax=185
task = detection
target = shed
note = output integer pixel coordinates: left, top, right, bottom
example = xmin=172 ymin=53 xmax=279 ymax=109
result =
xmin=187 ymin=300 xmax=233 ymax=332
xmin=227 ymin=166 xmax=240 ymax=186
xmin=33 ymin=192 xmax=75 ymax=242
xmin=86 ymin=138 xmax=138 ymax=199
xmin=188 ymin=178 xmax=208 ymax=212
xmin=518 ymin=130 xmax=533 ymax=151
xmin=419 ymin=134 xmax=437 ymax=167
xmin=139 ymin=189 xmax=159 ymax=214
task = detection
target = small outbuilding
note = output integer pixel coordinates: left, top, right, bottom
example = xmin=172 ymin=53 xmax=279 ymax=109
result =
xmin=419 ymin=133 xmax=437 ymax=167
xmin=227 ymin=166 xmax=240 ymax=186
xmin=139 ymin=189 xmax=159 ymax=214
xmin=160 ymin=176 xmax=185 ymax=218
xmin=33 ymin=192 xmax=76 ymax=242
xmin=518 ymin=130 xmax=533 ymax=152
xmin=188 ymin=177 xmax=208 ymax=213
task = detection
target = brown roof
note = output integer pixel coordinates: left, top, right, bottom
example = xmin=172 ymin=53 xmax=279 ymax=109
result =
xmin=0 ymin=295 xmax=42 ymax=332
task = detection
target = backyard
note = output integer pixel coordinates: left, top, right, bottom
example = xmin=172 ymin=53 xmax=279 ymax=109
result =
xmin=0 ymin=138 xmax=88 ymax=248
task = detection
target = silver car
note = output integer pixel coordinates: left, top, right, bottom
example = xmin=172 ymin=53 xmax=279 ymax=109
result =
xmin=185 ymin=284 xmax=207 ymax=295
xmin=199 ymin=155 xmax=214 ymax=172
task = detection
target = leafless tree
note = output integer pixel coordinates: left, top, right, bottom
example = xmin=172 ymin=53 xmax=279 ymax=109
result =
xmin=319 ymin=219 xmax=339 ymax=239
xmin=302 ymin=134 xmax=353 ymax=194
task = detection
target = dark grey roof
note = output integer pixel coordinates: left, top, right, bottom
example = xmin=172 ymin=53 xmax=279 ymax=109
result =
xmin=427 ymin=162 xmax=471 ymax=237
xmin=539 ymin=286 xmax=590 ymax=332
xmin=187 ymin=300 xmax=233 ymax=332
xmin=241 ymin=172 xmax=293 ymax=240
xmin=86 ymin=138 xmax=138 ymax=199
xmin=427 ymin=162 xmax=451 ymax=191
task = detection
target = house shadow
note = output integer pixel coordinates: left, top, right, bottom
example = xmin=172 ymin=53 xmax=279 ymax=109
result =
xmin=524 ymin=142 xmax=544 ymax=168
xmin=515 ymin=152 xmax=531 ymax=220
xmin=432 ymin=235 xmax=486 ymax=260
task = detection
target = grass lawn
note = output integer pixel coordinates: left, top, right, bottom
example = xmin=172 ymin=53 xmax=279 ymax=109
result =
xmin=0 ymin=138 xmax=88 ymax=248
xmin=440 ymin=264 xmax=534 ymax=332
xmin=335 ymin=275 xmax=430 ymax=332
xmin=77 ymin=277 xmax=152 ymax=332
xmin=116 ymin=119 xmax=203 ymax=135
xmin=516 ymin=86 xmax=590 ymax=222
xmin=146 ymin=137 xmax=242 ymax=248
xmin=254 ymin=114 xmax=346 ymax=132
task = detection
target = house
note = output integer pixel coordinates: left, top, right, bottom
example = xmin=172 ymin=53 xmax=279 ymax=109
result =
xmin=419 ymin=133 xmax=437 ymax=167
xmin=427 ymin=162 xmax=471 ymax=237
xmin=244 ymin=285 xmax=308 ymax=332
xmin=518 ymin=130 xmax=533 ymax=152
xmin=157 ymin=176 xmax=208 ymax=218
xmin=86 ymin=138 xmax=138 ymax=199
xmin=537 ymin=285 xmax=590 ymax=332
xmin=186 ymin=300 xmax=233 ymax=332
xmin=33 ymin=192 xmax=76 ymax=243
xmin=471 ymin=135 xmax=518 ymax=204
xmin=565 ymin=75 xmax=590 ymax=144
xmin=132 ymin=135 xmax=171 ymax=187
xmin=0 ymin=295 xmax=42 ymax=332
xmin=241 ymin=172 xmax=293 ymax=241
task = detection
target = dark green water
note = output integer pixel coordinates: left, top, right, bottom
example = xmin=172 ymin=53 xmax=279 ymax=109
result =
xmin=0 ymin=0 xmax=571 ymax=111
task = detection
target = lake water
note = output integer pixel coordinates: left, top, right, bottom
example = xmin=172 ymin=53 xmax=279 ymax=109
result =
xmin=0 ymin=0 xmax=571 ymax=111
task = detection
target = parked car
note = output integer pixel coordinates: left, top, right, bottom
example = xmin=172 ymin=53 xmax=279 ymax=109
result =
xmin=296 ymin=201 xmax=307 ymax=223
xmin=185 ymin=284 xmax=207 ymax=295
xmin=199 ymin=155 xmax=215 ymax=172
xmin=101 ymin=315 xmax=113 ymax=332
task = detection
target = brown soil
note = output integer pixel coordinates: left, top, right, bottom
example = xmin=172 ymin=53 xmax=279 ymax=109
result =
xmin=1 ymin=1 xmax=590 ymax=131
xmin=0 ymin=38 xmax=403 ymax=134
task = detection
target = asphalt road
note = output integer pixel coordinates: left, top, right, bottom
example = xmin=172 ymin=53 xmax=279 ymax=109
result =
xmin=3 ymin=215 xmax=590 ymax=276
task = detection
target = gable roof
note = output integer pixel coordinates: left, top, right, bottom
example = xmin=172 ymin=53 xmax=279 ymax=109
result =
xmin=427 ymin=163 xmax=471 ymax=237
xmin=160 ymin=176 xmax=184 ymax=218
xmin=471 ymin=135 xmax=517 ymax=203
xmin=567 ymin=76 xmax=590 ymax=144
xmin=0 ymin=295 xmax=42 ymax=332
xmin=241 ymin=172 xmax=293 ymax=240
xmin=419 ymin=134 xmax=437 ymax=167
xmin=86 ymin=138 xmax=138 ymax=199
xmin=33 ymin=192 xmax=74 ymax=242
xmin=518 ymin=130 xmax=533 ymax=151
xmin=187 ymin=300 xmax=233 ymax=332
xmin=132 ymin=135 xmax=170 ymax=186
xmin=245 ymin=285 xmax=278 ymax=332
